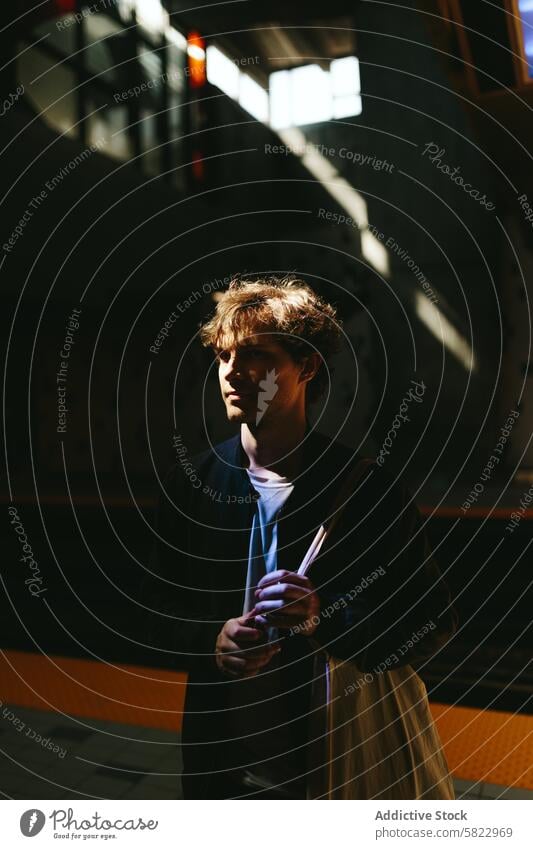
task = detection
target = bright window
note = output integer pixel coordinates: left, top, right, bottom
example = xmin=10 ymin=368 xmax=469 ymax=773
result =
xmin=269 ymin=70 xmax=291 ymax=129
xmin=290 ymin=64 xmax=332 ymax=126
xmin=330 ymin=56 xmax=362 ymax=118
xmin=206 ymin=45 xmax=361 ymax=127
xmin=238 ymin=73 xmax=269 ymax=123
xmin=270 ymin=56 xmax=362 ymax=129
xmin=206 ymin=45 xmax=269 ymax=121
xmin=206 ymin=45 xmax=240 ymax=99
xmin=518 ymin=0 xmax=533 ymax=78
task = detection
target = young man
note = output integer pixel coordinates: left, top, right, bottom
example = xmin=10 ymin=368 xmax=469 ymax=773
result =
xmin=148 ymin=276 xmax=457 ymax=799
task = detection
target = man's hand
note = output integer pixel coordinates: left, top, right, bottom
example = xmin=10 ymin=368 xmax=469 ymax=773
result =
xmin=253 ymin=570 xmax=320 ymax=635
xmin=215 ymin=615 xmax=280 ymax=678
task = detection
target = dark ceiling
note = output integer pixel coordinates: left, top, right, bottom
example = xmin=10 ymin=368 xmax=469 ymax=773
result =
xmin=167 ymin=0 xmax=360 ymax=28
xmin=167 ymin=0 xmax=359 ymax=83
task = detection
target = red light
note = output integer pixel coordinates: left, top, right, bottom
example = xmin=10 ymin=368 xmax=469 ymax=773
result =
xmin=192 ymin=151 xmax=204 ymax=181
xmin=55 ymin=0 xmax=77 ymax=13
xmin=9 ymin=0 xmax=76 ymax=35
xmin=187 ymin=31 xmax=206 ymax=88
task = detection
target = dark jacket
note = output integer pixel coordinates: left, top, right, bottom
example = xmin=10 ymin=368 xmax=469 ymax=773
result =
xmin=146 ymin=428 xmax=458 ymax=798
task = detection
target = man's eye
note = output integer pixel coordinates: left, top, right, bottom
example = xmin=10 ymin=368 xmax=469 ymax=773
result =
xmin=216 ymin=348 xmax=263 ymax=362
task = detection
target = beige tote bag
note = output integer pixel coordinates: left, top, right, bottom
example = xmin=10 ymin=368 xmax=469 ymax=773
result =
xmin=299 ymin=458 xmax=455 ymax=800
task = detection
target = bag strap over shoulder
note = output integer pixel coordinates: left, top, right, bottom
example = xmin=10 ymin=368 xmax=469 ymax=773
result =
xmin=298 ymin=457 xmax=374 ymax=576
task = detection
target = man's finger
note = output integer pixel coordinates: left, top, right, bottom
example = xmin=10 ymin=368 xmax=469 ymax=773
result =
xmin=256 ymin=571 xmax=311 ymax=590
xmin=255 ymin=613 xmax=307 ymax=628
xmin=231 ymin=622 xmax=264 ymax=642
xmin=254 ymin=598 xmax=307 ymax=614
xmin=221 ymin=655 xmax=247 ymax=671
xmin=232 ymin=642 xmax=280 ymax=659
xmin=255 ymin=583 xmax=304 ymax=602
xmin=221 ymin=652 xmax=277 ymax=676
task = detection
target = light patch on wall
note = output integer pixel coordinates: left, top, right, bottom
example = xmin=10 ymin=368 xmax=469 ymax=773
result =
xmin=361 ymin=230 xmax=389 ymax=277
xmin=278 ymin=127 xmax=390 ymax=277
xmin=415 ymin=291 xmax=476 ymax=372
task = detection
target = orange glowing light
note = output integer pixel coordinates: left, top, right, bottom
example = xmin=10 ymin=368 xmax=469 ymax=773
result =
xmin=187 ymin=31 xmax=206 ymax=88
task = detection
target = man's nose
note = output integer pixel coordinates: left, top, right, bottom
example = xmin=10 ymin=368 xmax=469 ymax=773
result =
xmin=225 ymin=351 xmax=243 ymax=376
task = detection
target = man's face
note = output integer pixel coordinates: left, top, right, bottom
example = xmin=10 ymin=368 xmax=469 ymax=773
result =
xmin=216 ymin=334 xmax=309 ymax=425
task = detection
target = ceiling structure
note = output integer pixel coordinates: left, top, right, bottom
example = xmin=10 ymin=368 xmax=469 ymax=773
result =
xmin=167 ymin=0 xmax=358 ymax=85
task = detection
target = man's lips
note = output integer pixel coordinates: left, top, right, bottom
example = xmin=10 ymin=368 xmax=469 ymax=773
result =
xmin=226 ymin=390 xmax=255 ymax=399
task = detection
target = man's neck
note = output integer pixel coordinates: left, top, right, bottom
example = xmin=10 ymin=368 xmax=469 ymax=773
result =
xmin=240 ymin=414 xmax=307 ymax=479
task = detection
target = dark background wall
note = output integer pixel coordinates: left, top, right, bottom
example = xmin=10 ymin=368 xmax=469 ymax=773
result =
xmin=2 ymin=0 xmax=532 ymax=708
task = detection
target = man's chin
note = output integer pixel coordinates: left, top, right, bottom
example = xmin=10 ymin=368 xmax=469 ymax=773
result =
xmin=224 ymin=404 xmax=255 ymax=423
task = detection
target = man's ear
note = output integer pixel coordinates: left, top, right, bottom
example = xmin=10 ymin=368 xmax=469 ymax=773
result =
xmin=298 ymin=352 xmax=322 ymax=385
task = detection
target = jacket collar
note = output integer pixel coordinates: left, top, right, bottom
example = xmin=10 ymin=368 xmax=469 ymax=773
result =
xmin=217 ymin=421 xmax=332 ymax=478
xmin=214 ymin=422 xmax=351 ymax=516
xmin=209 ymin=423 xmax=363 ymax=572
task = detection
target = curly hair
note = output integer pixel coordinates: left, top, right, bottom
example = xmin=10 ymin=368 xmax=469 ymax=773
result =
xmin=198 ymin=275 xmax=342 ymax=402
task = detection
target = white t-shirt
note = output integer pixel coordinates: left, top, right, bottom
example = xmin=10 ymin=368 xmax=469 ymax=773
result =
xmin=224 ymin=465 xmax=299 ymax=790
xmin=242 ymin=466 xmax=295 ymax=616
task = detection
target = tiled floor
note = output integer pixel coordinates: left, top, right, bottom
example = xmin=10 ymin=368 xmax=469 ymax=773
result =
xmin=452 ymin=778 xmax=533 ymax=800
xmin=1 ymin=704 xmax=532 ymax=800
xmin=0 ymin=704 xmax=181 ymax=799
